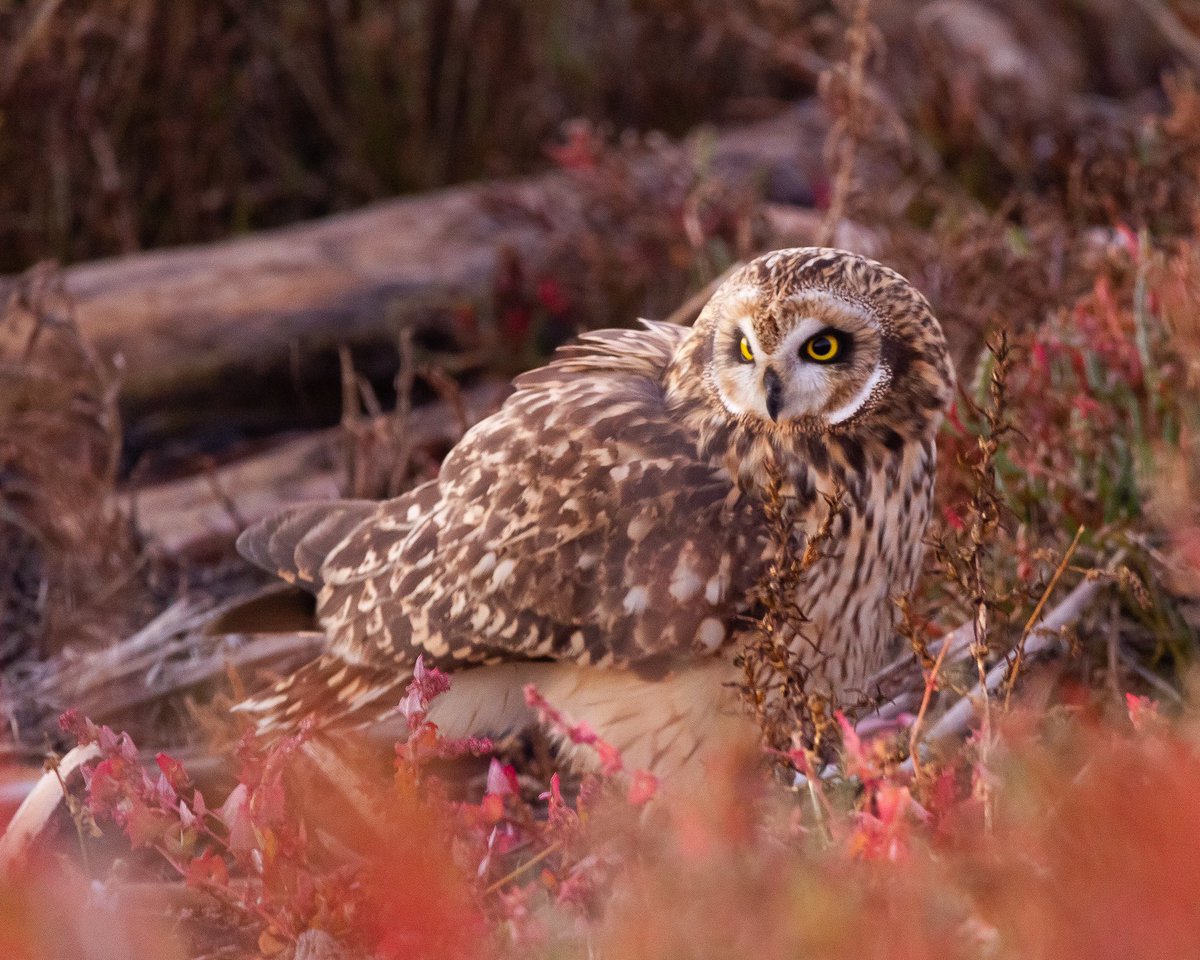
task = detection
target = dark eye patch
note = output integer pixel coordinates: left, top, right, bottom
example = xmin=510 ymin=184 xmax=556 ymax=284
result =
xmin=801 ymin=328 xmax=854 ymax=364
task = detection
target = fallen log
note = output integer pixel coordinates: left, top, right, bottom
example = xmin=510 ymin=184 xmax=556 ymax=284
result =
xmin=62 ymin=181 xmax=525 ymax=405
xmin=29 ymin=593 xmax=325 ymax=734
xmin=4 ymin=104 xmax=828 ymax=442
xmin=126 ymin=380 xmax=510 ymax=556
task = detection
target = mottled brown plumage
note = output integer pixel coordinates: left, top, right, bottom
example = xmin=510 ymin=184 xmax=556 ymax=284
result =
xmin=236 ymin=247 xmax=953 ymax=776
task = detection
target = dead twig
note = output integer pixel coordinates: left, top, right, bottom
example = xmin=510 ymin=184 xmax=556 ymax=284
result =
xmin=899 ymin=564 xmax=1121 ymax=771
xmin=0 ymin=743 xmax=100 ymax=875
xmin=659 ymin=263 xmax=743 ymax=329
xmin=1120 ymin=650 xmax=1184 ymax=704
xmin=817 ymin=0 xmax=874 ymax=246
xmin=126 ymin=381 xmax=509 ymax=555
xmin=1002 ymin=525 xmax=1085 ymax=710
xmin=484 ymin=840 xmax=563 ymax=894
xmin=907 ymin=630 xmax=951 ymax=781
xmin=387 ymin=324 xmax=417 ymax=497
xmin=1129 ymin=0 xmax=1200 ymax=73
xmin=862 ymin=547 xmax=1129 ymax=732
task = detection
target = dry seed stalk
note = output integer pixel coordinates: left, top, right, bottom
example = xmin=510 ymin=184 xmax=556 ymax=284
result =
xmin=737 ymin=454 xmax=846 ymax=758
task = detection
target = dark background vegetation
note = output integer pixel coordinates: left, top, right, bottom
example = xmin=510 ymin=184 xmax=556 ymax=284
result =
xmin=0 ymin=0 xmax=1183 ymax=272
xmin=0 ymin=0 xmax=820 ymax=272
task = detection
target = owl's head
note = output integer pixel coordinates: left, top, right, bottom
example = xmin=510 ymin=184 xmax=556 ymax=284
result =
xmin=697 ymin=248 xmax=953 ymax=435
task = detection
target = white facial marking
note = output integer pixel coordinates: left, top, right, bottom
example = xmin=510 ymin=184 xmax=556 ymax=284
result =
xmin=716 ymin=388 xmax=746 ymax=417
xmin=826 ymin=364 xmax=888 ymax=425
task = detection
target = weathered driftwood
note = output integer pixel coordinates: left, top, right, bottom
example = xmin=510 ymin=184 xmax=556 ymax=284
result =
xmin=0 ymin=743 xmax=99 ymax=875
xmin=32 ymin=595 xmax=324 ymax=729
xmin=847 ymin=559 xmax=1123 ymax=777
xmin=126 ymin=380 xmax=510 ymax=556
xmin=62 ymin=181 xmax=527 ymax=406
xmin=904 ymin=573 xmax=1112 ymax=758
xmin=11 ymin=104 xmax=826 ymax=414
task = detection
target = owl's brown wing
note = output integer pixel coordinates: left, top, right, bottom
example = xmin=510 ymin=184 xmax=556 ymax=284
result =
xmin=236 ymin=499 xmax=381 ymax=589
xmin=297 ymin=321 xmax=774 ymax=675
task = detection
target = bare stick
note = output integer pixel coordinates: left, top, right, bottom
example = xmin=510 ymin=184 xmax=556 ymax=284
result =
xmin=817 ymin=0 xmax=873 ymax=247
xmin=387 ymin=324 xmax=417 ymax=497
xmin=897 ymin=572 xmax=1113 ymax=772
xmin=1121 ymin=651 xmax=1184 ymax=704
xmin=484 ymin=840 xmax=563 ymax=895
xmin=863 ymin=547 xmax=1129 ymax=733
xmin=43 ymin=630 xmax=323 ymax=724
xmin=866 ymin=545 xmax=1125 ymax=694
xmin=1003 ymin=525 xmax=1085 ymax=710
xmin=0 ymin=744 xmax=100 ymax=875
xmin=125 ymin=380 xmax=509 ymax=555
xmin=1129 ymin=0 xmax=1200 ymax=72
xmin=299 ymin=739 xmax=385 ymax=832
xmin=865 ymin=617 xmax=975 ymax=692
xmin=907 ymin=629 xmax=951 ymax=780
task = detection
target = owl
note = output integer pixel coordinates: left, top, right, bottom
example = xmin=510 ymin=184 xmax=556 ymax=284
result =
xmin=236 ymin=247 xmax=953 ymax=777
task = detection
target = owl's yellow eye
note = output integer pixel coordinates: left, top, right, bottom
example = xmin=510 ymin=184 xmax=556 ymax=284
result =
xmin=738 ymin=336 xmax=755 ymax=363
xmin=804 ymin=333 xmax=841 ymax=363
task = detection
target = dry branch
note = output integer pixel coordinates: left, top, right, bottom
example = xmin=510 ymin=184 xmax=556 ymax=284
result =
xmin=0 ymin=743 xmax=98 ymax=876
xmin=126 ymin=380 xmax=510 ymax=556
xmin=859 ymin=552 xmax=1127 ymax=742
xmin=6 ymin=105 xmax=827 ymax=414
xmin=29 ymin=595 xmax=323 ymax=731
xmin=908 ymin=574 xmax=1108 ymax=750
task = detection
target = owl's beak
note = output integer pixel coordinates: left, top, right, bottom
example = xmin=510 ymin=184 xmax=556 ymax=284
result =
xmin=763 ymin=367 xmax=784 ymax=421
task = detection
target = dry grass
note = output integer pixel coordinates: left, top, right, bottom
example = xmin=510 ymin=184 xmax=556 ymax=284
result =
xmin=0 ymin=0 xmax=817 ymax=273
xmin=0 ymin=267 xmax=153 ymax=663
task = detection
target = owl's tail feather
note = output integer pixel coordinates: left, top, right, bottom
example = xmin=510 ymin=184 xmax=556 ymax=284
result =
xmin=236 ymin=500 xmax=378 ymax=590
xmin=233 ymin=652 xmax=410 ymax=737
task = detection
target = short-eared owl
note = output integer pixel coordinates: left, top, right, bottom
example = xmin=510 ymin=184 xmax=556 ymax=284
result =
xmin=236 ymin=248 xmax=954 ymax=776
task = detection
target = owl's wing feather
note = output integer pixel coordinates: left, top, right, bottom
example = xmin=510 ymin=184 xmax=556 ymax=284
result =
xmin=237 ymin=500 xmax=380 ymax=588
xmin=315 ymin=321 xmax=774 ymax=672
xmin=233 ymin=651 xmax=412 ymax=734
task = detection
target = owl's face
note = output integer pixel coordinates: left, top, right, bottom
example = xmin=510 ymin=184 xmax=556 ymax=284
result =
xmin=709 ymin=287 xmax=886 ymax=425
xmin=696 ymin=248 xmax=952 ymax=435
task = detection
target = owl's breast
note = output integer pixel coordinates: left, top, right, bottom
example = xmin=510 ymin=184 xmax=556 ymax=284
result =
xmin=785 ymin=435 xmax=937 ymax=698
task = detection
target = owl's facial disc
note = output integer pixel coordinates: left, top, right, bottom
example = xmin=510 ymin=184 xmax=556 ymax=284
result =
xmin=712 ymin=290 xmax=888 ymax=426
